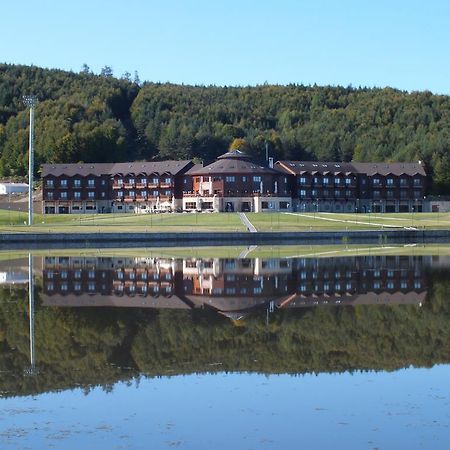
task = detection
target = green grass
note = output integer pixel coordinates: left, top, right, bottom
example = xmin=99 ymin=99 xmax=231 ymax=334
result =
xmin=1 ymin=209 xmax=450 ymax=233
xmin=247 ymin=211 xmax=450 ymax=231
xmin=2 ymin=243 xmax=450 ymax=261
xmin=0 ymin=210 xmax=245 ymax=233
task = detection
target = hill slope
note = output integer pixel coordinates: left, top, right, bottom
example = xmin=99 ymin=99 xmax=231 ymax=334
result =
xmin=1 ymin=64 xmax=449 ymax=192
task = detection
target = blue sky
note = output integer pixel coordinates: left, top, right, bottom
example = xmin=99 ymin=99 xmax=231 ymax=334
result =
xmin=2 ymin=0 xmax=449 ymax=94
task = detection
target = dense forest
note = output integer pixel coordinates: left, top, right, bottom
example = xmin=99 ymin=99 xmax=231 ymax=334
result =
xmin=1 ymin=270 xmax=450 ymax=397
xmin=1 ymin=63 xmax=450 ymax=192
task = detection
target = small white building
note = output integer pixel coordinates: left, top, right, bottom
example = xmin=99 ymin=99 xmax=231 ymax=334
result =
xmin=0 ymin=182 xmax=29 ymax=195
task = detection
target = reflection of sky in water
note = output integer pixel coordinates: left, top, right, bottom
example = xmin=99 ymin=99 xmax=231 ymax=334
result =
xmin=0 ymin=366 xmax=449 ymax=450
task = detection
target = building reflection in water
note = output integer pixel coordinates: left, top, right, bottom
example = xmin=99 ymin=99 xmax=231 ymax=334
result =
xmin=36 ymin=255 xmax=435 ymax=319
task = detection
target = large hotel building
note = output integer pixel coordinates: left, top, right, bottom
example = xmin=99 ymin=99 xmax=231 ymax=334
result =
xmin=41 ymin=150 xmax=426 ymax=214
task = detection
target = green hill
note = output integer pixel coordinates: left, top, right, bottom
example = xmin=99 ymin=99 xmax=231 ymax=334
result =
xmin=1 ymin=63 xmax=449 ymax=192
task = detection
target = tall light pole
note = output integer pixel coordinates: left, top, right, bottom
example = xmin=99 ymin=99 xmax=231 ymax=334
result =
xmin=23 ymin=95 xmax=37 ymax=226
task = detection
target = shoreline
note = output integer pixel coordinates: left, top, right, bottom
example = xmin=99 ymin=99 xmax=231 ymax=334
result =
xmin=2 ymin=229 xmax=450 ymax=249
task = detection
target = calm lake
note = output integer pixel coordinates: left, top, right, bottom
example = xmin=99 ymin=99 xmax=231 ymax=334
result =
xmin=0 ymin=249 xmax=449 ymax=449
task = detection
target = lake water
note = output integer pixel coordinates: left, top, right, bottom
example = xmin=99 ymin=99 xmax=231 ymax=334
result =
xmin=0 ymin=250 xmax=449 ymax=449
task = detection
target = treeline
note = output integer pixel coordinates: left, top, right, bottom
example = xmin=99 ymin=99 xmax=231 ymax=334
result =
xmin=1 ymin=63 xmax=450 ymax=192
xmin=1 ymin=271 xmax=450 ymax=397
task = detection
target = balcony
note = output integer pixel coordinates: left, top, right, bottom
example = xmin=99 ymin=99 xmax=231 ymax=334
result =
xmin=112 ymin=184 xmax=123 ymax=190
xmin=124 ymin=197 xmax=135 ymax=202
xmin=124 ymin=183 xmax=135 ymax=189
xmin=160 ymin=183 xmax=173 ymax=188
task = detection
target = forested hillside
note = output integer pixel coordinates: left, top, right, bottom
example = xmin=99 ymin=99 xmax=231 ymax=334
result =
xmin=1 ymin=63 xmax=449 ymax=192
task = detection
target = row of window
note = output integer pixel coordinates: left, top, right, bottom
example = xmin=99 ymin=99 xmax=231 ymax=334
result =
xmin=298 ymin=177 xmax=423 ymax=186
xmin=45 ymin=177 xmax=174 ymax=188
xmin=299 ymin=177 xmax=354 ymax=185
xmin=115 ymin=177 xmax=172 ymax=186
xmin=298 ymin=189 xmax=423 ymax=199
xmin=116 ymin=190 xmax=172 ymax=198
xmin=46 ymin=191 xmax=106 ymax=200
xmin=46 ymin=179 xmax=104 ymax=188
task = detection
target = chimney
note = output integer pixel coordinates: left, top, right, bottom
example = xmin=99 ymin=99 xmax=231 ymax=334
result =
xmin=268 ymin=157 xmax=274 ymax=169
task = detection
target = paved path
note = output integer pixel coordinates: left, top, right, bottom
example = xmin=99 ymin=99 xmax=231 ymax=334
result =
xmin=284 ymin=212 xmax=418 ymax=231
xmin=238 ymin=212 xmax=257 ymax=232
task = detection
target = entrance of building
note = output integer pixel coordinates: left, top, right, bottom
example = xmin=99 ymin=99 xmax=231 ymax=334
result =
xmin=241 ymin=202 xmax=251 ymax=212
xmin=225 ymin=202 xmax=234 ymax=212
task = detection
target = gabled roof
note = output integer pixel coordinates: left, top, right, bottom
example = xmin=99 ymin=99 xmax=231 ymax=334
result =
xmin=41 ymin=161 xmax=193 ymax=177
xmin=276 ymin=161 xmax=426 ymax=177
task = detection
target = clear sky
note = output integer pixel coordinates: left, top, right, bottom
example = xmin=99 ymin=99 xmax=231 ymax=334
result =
xmin=2 ymin=0 xmax=449 ymax=94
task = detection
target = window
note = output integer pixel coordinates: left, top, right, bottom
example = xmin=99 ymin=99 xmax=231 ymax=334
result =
xmin=335 ymin=190 xmax=340 ymax=197
xmin=345 ymin=178 xmax=352 ymax=185
xmin=117 ymin=191 xmax=124 ymax=197
xmin=101 ymin=179 xmax=107 ymax=186
xmin=225 ymin=176 xmax=235 ymax=182
xmin=88 ymin=179 xmax=95 ymax=187
xmin=373 ymin=178 xmax=380 ymax=185
xmin=413 ymin=178 xmax=422 ymax=186
xmin=152 ymin=177 xmax=159 ymax=184
xmin=60 ymin=179 xmax=68 ymax=187
xmin=253 ymin=176 xmax=262 ymax=182
xmin=165 ymin=190 xmax=171 ymax=196
xmin=242 ymin=176 xmax=247 ymax=182
xmin=387 ymin=178 xmax=394 ymax=185
xmin=141 ymin=190 xmax=147 ymax=197
xmin=280 ymin=201 xmax=289 ymax=209
xmin=299 ymin=177 xmax=307 ymax=184
xmin=74 ymin=191 xmax=81 ymax=199
xmin=88 ymin=191 xmax=95 ymax=198
xmin=74 ymin=179 xmax=81 ymax=187
xmin=74 ymin=270 xmax=82 ymax=279
xmin=129 ymin=191 xmax=135 ymax=197
xmin=164 ymin=177 xmax=171 ymax=184
xmin=314 ymin=177 xmax=319 ymax=184
xmin=47 ymin=192 xmax=54 ymax=199
xmin=116 ymin=179 xmax=123 ymax=186
xmin=373 ymin=190 xmax=380 ymax=198
xmin=101 ymin=192 xmax=106 ymax=198
xmin=46 ymin=179 xmax=54 ymax=187
xmin=152 ymin=191 xmax=158 ymax=197
xmin=323 ymin=177 xmax=329 ymax=184
xmin=299 ymin=189 xmax=306 ymax=197
xmin=140 ymin=178 xmax=147 ymax=184
xmin=185 ymin=202 xmax=196 ymax=209
xmin=60 ymin=191 xmax=67 ymax=199
xmin=400 ymin=178 xmax=408 ymax=186
xmin=334 ymin=178 xmax=340 ymax=184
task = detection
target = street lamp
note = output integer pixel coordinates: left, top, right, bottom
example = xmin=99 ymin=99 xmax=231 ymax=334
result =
xmin=23 ymin=95 xmax=38 ymax=226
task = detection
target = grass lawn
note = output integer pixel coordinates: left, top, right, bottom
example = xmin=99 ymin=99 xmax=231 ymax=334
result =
xmin=0 ymin=209 xmax=450 ymax=233
xmin=2 ymin=243 xmax=450 ymax=261
xmin=0 ymin=210 xmax=246 ymax=233
xmin=247 ymin=211 xmax=450 ymax=231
